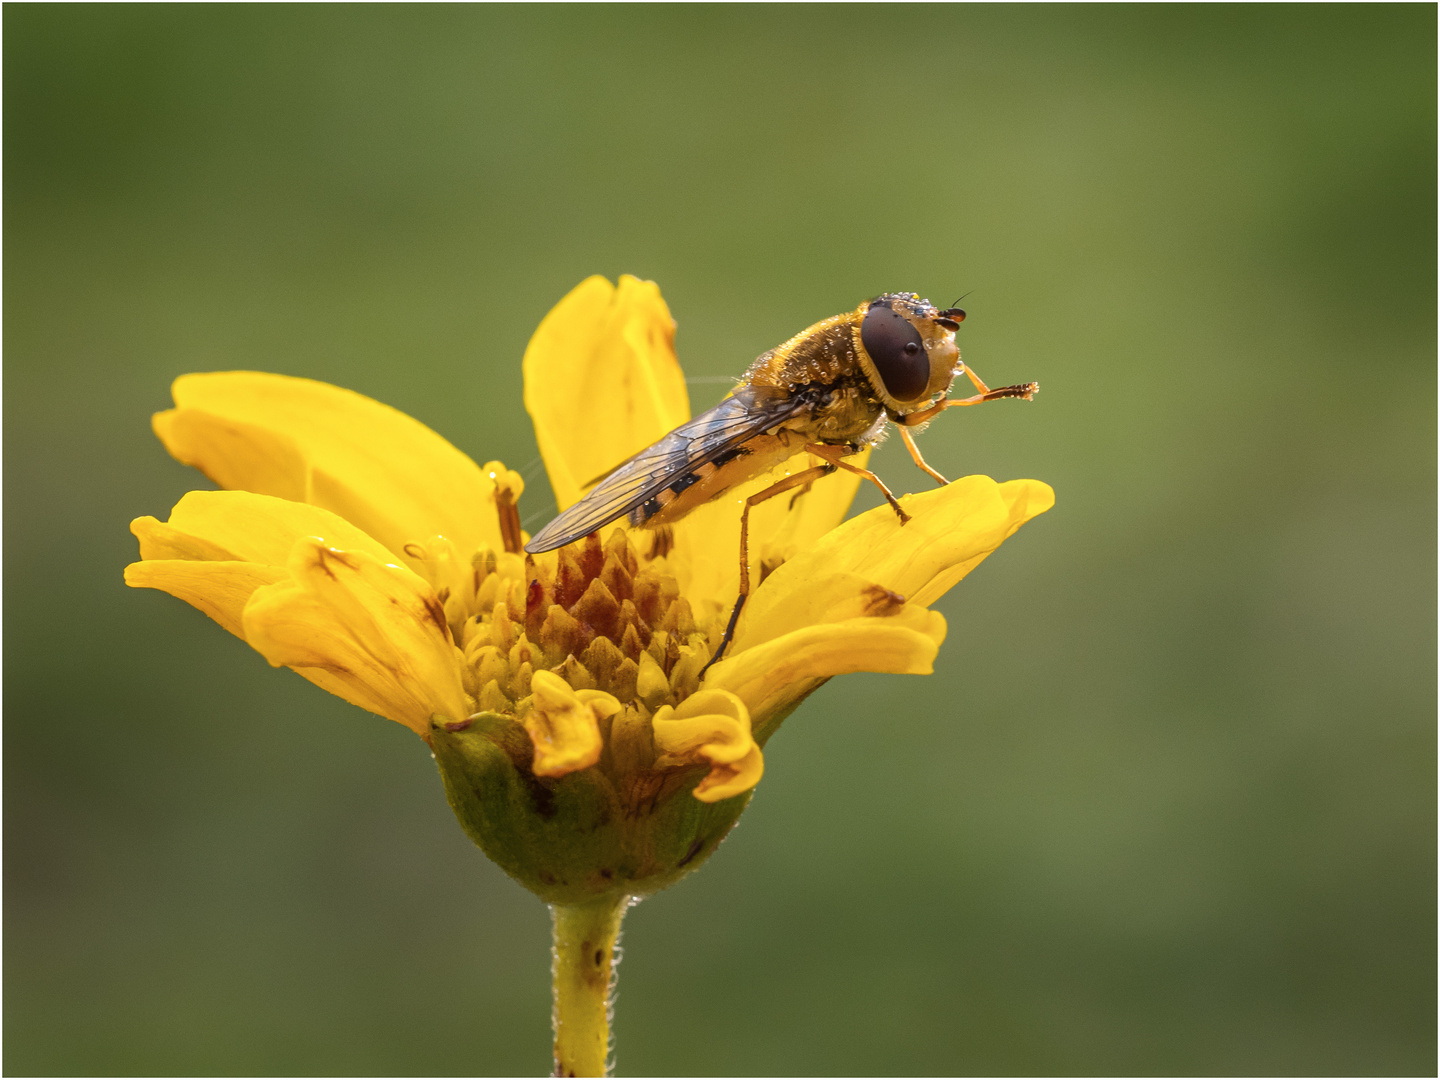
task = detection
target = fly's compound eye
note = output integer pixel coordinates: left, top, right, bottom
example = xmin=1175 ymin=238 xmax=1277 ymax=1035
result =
xmin=861 ymin=302 xmax=929 ymax=400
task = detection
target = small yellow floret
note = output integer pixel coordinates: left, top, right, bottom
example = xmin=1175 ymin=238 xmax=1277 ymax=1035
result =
xmin=652 ymin=688 xmax=763 ymax=803
xmin=524 ymin=670 xmax=622 ymax=779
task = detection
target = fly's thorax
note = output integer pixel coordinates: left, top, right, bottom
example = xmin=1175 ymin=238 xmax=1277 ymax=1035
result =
xmin=739 ymin=309 xmax=890 ymax=447
xmin=745 ymin=311 xmax=862 ymax=390
xmin=797 ymin=380 xmax=888 ymax=445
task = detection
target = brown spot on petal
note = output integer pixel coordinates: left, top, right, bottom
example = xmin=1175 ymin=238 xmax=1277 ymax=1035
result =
xmin=859 ymin=584 xmax=907 ymax=617
xmin=422 ymin=592 xmax=451 ymax=638
xmin=312 ymin=546 xmax=354 ymax=580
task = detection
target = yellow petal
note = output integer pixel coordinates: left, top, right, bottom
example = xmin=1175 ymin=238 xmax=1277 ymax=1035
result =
xmin=704 ymin=607 xmax=947 ymax=730
xmin=747 ymin=476 xmax=1054 ymax=619
xmin=153 ymin=372 xmax=504 ymax=561
xmin=523 ymin=275 xmax=690 ymax=511
xmin=730 ymin=570 xmax=910 ymax=655
xmin=691 ymin=746 xmax=763 ymax=803
xmin=524 ymin=670 xmax=622 ymax=778
xmin=651 ymin=688 xmax=763 ymax=802
xmin=132 ymin=489 xmax=399 ymax=566
xmin=753 ymin=447 xmax=868 ymax=564
xmin=124 ymin=559 xmax=289 ymax=638
xmin=242 ymin=538 xmax=468 ymax=736
xmin=998 ymin=477 xmax=1056 ymax=540
xmin=125 ymin=491 xmax=398 ymax=639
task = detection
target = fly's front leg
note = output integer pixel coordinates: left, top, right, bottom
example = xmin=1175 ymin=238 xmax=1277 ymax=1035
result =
xmin=952 ymin=362 xmax=1039 ymax=406
xmin=898 ymin=424 xmax=949 ymax=487
xmin=804 ymin=443 xmax=911 ymax=525
xmin=897 ymin=371 xmax=1038 ymax=428
xmin=700 ymin=462 xmax=838 ymax=677
xmin=893 ymin=368 xmax=1037 ymax=487
xmin=943 ymin=382 xmax=1039 ymax=406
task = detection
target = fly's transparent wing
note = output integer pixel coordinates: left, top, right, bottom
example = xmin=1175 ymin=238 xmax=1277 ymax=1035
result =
xmin=525 ymin=387 xmax=806 ymax=552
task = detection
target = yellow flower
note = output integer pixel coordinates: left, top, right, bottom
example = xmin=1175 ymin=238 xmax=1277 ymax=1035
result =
xmin=126 ymin=274 xmax=1051 ymax=896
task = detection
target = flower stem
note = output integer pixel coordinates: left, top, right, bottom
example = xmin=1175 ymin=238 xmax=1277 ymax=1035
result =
xmin=551 ymin=894 xmax=629 ymax=1077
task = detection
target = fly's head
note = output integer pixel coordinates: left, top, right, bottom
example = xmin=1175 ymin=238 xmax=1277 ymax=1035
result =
xmin=851 ymin=292 xmax=967 ymax=415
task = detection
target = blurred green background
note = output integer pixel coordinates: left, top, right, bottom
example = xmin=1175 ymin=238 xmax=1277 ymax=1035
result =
xmin=5 ymin=5 xmax=1434 ymax=1076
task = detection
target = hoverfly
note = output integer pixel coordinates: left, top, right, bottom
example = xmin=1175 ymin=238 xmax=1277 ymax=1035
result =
xmin=525 ymin=292 xmax=1037 ymax=668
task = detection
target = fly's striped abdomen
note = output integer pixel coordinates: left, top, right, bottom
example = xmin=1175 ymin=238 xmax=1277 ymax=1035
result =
xmin=627 ymin=433 xmax=798 ymax=529
xmin=524 ymin=388 xmax=812 ymax=553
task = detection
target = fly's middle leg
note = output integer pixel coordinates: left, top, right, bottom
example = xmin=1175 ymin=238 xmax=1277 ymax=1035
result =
xmin=803 ymin=443 xmax=911 ymax=526
xmin=700 ymin=462 xmax=838 ymax=677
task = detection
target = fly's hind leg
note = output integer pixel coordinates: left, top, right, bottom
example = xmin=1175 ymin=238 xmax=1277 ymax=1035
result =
xmin=699 ymin=462 xmax=838 ymax=677
xmin=787 ymin=475 xmax=819 ymax=511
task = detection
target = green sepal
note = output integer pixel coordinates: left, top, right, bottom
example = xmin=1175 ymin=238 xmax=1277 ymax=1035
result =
xmin=431 ymin=712 xmax=752 ymax=904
